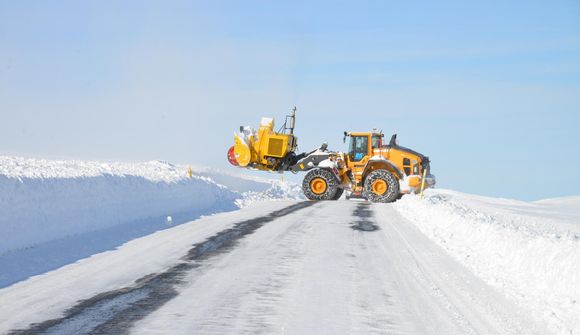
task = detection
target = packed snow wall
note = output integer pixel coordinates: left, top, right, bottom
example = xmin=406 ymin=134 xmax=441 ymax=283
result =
xmin=393 ymin=190 xmax=580 ymax=335
xmin=0 ymin=157 xmax=303 ymax=255
xmin=0 ymin=167 xmax=238 ymax=255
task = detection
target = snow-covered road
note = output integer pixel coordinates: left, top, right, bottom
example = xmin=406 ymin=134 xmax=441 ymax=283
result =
xmin=3 ymin=200 xmax=545 ymax=335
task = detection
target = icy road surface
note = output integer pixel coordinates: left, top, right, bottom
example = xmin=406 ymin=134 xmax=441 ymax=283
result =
xmin=2 ymin=200 xmax=544 ymax=335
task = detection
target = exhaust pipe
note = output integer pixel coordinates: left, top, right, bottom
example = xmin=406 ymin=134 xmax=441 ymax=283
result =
xmin=289 ymin=106 xmax=296 ymax=135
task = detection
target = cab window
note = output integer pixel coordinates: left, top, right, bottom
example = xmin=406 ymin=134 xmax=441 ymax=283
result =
xmin=349 ymin=136 xmax=368 ymax=162
xmin=403 ymin=158 xmax=411 ymax=175
xmin=372 ymin=135 xmax=382 ymax=148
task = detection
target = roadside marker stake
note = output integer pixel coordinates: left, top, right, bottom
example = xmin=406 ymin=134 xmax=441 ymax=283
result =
xmin=420 ymin=168 xmax=427 ymax=200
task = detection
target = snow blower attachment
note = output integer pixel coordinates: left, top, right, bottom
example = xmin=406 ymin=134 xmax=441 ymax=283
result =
xmin=227 ymin=108 xmax=436 ymax=202
xmin=229 ymin=108 xmax=300 ymax=172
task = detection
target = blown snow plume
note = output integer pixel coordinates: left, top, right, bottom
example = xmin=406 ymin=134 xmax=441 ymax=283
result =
xmin=235 ymin=180 xmax=304 ymax=208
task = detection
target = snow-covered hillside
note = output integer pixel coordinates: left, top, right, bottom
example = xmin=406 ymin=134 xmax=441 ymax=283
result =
xmin=0 ymin=156 xmax=303 ymax=287
xmin=393 ymin=190 xmax=580 ymax=335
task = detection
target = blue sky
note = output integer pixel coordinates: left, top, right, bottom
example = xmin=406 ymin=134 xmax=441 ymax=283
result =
xmin=1 ymin=1 xmax=579 ymax=200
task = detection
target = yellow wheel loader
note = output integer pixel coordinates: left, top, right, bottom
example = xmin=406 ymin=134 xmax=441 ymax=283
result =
xmin=227 ymin=108 xmax=436 ymax=203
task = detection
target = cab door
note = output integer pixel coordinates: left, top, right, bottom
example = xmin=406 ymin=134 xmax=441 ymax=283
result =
xmin=347 ymin=135 xmax=371 ymax=185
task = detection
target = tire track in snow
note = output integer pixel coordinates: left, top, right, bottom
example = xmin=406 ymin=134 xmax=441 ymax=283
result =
xmin=226 ymin=212 xmax=317 ymax=333
xmin=347 ymin=202 xmax=416 ymax=334
xmin=8 ymin=201 xmax=315 ymax=335
xmin=350 ymin=202 xmax=379 ymax=232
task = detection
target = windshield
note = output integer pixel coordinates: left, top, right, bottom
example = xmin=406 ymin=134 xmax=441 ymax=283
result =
xmin=348 ymin=136 xmax=368 ymax=162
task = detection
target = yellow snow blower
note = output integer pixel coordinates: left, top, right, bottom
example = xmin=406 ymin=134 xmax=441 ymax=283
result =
xmin=228 ymin=109 xmax=299 ymax=172
xmin=227 ymin=108 xmax=436 ymax=202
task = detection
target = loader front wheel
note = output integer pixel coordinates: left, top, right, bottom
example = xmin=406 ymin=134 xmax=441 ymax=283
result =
xmin=303 ymin=169 xmax=338 ymax=201
xmin=363 ymin=170 xmax=399 ymax=203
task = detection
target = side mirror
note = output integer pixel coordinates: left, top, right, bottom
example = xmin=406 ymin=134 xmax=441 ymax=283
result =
xmin=343 ymin=131 xmax=348 ymax=143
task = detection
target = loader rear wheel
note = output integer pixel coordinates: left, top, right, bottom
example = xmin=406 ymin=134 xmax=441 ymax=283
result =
xmin=371 ymin=179 xmax=387 ymax=195
xmin=363 ymin=170 xmax=399 ymax=203
xmin=302 ymin=169 xmax=338 ymax=201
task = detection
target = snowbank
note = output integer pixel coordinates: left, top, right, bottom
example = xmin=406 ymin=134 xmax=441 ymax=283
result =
xmin=393 ymin=189 xmax=580 ymax=335
xmin=0 ymin=201 xmax=299 ymax=332
xmin=0 ymin=156 xmax=303 ymax=268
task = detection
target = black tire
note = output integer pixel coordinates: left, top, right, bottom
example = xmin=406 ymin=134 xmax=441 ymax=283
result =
xmin=363 ymin=170 xmax=400 ymax=203
xmin=331 ymin=188 xmax=344 ymax=200
xmin=302 ymin=168 xmax=338 ymax=201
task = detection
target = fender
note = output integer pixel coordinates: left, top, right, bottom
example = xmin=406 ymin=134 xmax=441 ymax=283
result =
xmin=361 ymin=157 xmax=404 ymax=180
xmin=317 ymin=159 xmax=342 ymax=183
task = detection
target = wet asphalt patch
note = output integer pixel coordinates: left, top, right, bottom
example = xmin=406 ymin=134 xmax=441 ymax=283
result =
xmin=351 ymin=202 xmax=379 ymax=232
xmin=9 ymin=201 xmax=315 ymax=335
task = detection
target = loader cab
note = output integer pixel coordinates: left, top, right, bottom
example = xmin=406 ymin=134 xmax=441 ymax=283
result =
xmin=344 ymin=132 xmax=384 ymax=188
xmin=344 ymin=132 xmax=383 ymax=162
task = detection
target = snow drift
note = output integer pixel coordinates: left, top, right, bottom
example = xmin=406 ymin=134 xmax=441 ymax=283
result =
xmin=0 ymin=156 xmax=303 ymax=286
xmin=393 ymin=190 xmax=580 ymax=335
